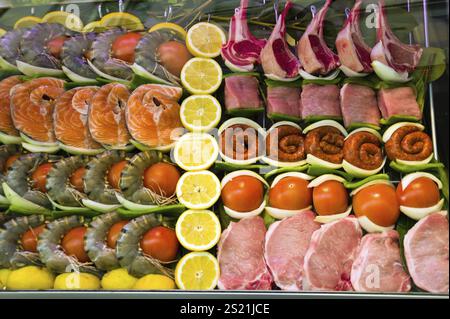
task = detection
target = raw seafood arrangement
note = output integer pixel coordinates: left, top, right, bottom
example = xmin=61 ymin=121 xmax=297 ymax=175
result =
xmin=0 ymin=0 xmax=448 ymax=294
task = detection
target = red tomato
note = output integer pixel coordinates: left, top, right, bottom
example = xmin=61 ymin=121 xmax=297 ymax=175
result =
xmin=397 ymin=177 xmax=441 ymax=208
xmin=108 ymin=160 xmax=128 ymax=190
xmin=107 ymin=220 xmax=129 ymax=249
xmin=61 ymin=227 xmax=90 ymax=263
xmin=353 ymin=184 xmax=400 ymax=227
xmin=31 ymin=163 xmax=53 ymax=193
xmin=70 ymin=167 xmax=86 ymax=193
xmin=111 ymin=32 xmax=142 ymax=64
xmin=269 ymin=177 xmax=312 ymax=210
xmin=140 ymin=226 xmax=179 ymax=262
xmin=21 ymin=224 xmax=46 ymax=253
xmin=221 ymin=176 xmax=264 ymax=212
xmin=3 ymin=154 xmax=20 ymax=172
xmin=143 ymin=162 xmax=180 ymax=197
xmin=157 ymin=41 xmax=192 ymax=77
xmin=47 ymin=36 xmax=68 ymax=58
xmin=313 ymin=180 xmax=349 ymax=215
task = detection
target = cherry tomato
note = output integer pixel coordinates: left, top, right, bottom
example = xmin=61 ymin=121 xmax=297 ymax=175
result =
xmin=143 ymin=162 xmax=180 ymax=197
xmin=396 ymin=177 xmax=441 ymax=208
xmin=70 ymin=167 xmax=86 ymax=193
xmin=47 ymin=36 xmax=67 ymax=58
xmin=107 ymin=220 xmax=129 ymax=249
xmin=140 ymin=226 xmax=179 ymax=262
xmin=61 ymin=227 xmax=90 ymax=263
xmin=3 ymin=154 xmax=20 ymax=172
xmin=157 ymin=41 xmax=192 ymax=77
xmin=111 ymin=32 xmax=142 ymax=64
xmin=353 ymin=184 xmax=400 ymax=227
xmin=269 ymin=177 xmax=312 ymax=210
xmin=21 ymin=224 xmax=46 ymax=253
xmin=313 ymin=180 xmax=349 ymax=215
xmin=31 ymin=163 xmax=53 ymax=193
xmin=108 ymin=160 xmax=128 ymax=190
xmin=221 ymin=175 xmax=264 ymax=212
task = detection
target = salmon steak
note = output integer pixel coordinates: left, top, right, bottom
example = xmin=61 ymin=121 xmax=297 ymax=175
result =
xmin=10 ymin=77 xmax=65 ymax=144
xmin=126 ymin=84 xmax=183 ymax=148
xmin=54 ymin=86 xmax=103 ymax=151
xmin=0 ymin=76 xmax=23 ymax=137
xmin=88 ymin=83 xmax=131 ymax=148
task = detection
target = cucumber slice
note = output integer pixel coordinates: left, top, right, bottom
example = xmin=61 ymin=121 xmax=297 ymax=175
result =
xmin=103 ymin=143 xmax=136 ymax=152
xmin=61 ymin=66 xmax=97 ymax=83
xmin=87 ymin=59 xmax=130 ymax=85
xmin=0 ymin=194 xmax=10 ymax=206
xmin=0 ymin=56 xmax=18 ymax=72
xmin=115 ymin=193 xmax=157 ymax=213
xmin=0 ymin=132 xmax=22 ymax=145
xmin=129 ymin=139 xmax=173 ymax=153
xmin=22 ymin=142 xmax=59 ymax=154
xmin=20 ymin=133 xmax=58 ymax=147
xmin=131 ymin=63 xmax=176 ymax=86
xmin=16 ymin=60 xmax=64 ymax=77
xmin=117 ymin=204 xmax=186 ymax=218
xmin=59 ymin=143 xmax=104 ymax=156
xmin=2 ymin=182 xmax=51 ymax=215
xmin=81 ymin=199 xmax=121 ymax=213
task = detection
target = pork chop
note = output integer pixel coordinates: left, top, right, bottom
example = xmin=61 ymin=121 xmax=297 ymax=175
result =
xmin=404 ymin=212 xmax=449 ymax=294
xmin=265 ymin=211 xmax=321 ymax=290
xmin=217 ymin=216 xmax=273 ymax=290
xmin=351 ymin=231 xmax=411 ymax=292
xmin=303 ymin=217 xmax=362 ymax=291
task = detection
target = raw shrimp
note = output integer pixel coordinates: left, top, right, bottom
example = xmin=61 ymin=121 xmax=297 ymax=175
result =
xmin=0 ymin=28 xmax=27 ymax=67
xmin=37 ymin=215 xmax=95 ymax=274
xmin=0 ymin=145 xmax=21 ymax=201
xmin=61 ymin=33 xmax=98 ymax=80
xmin=85 ymin=212 xmax=124 ymax=271
xmin=116 ymin=214 xmax=173 ymax=278
xmin=0 ymin=215 xmax=46 ymax=268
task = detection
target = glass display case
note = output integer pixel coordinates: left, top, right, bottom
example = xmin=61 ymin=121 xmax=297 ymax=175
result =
xmin=0 ymin=0 xmax=448 ymax=299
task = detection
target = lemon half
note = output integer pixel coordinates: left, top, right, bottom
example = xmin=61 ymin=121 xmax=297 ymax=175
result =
xmin=186 ymin=22 xmax=226 ymax=58
xmin=181 ymin=58 xmax=223 ymax=95
xmin=176 ymin=171 xmax=221 ymax=210
xmin=42 ymin=11 xmax=84 ymax=31
xmin=100 ymin=12 xmax=144 ymax=31
xmin=173 ymin=133 xmax=219 ymax=171
xmin=14 ymin=16 xmax=42 ymax=29
xmin=180 ymin=95 xmax=222 ymax=132
xmin=175 ymin=252 xmax=220 ymax=290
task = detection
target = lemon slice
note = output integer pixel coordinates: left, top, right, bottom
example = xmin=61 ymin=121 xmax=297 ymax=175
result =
xmin=176 ymin=171 xmax=221 ymax=210
xmin=82 ymin=21 xmax=103 ymax=33
xmin=176 ymin=210 xmax=221 ymax=251
xmin=42 ymin=11 xmax=84 ymax=31
xmin=175 ymin=252 xmax=220 ymax=290
xmin=181 ymin=95 xmax=222 ymax=132
xmin=100 ymin=12 xmax=144 ymax=30
xmin=186 ymin=22 xmax=226 ymax=58
xmin=173 ymin=133 xmax=219 ymax=171
xmin=0 ymin=28 xmax=7 ymax=36
xmin=181 ymin=58 xmax=223 ymax=95
xmin=14 ymin=16 xmax=42 ymax=29
xmin=149 ymin=22 xmax=187 ymax=39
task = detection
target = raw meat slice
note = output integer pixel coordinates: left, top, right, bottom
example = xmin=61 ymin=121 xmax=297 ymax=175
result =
xmin=260 ymin=1 xmax=300 ymax=79
xmin=351 ymin=231 xmax=411 ymax=292
xmin=304 ymin=217 xmax=362 ymax=291
xmin=404 ymin=212 xmax=449 ymax=294
xmin=301 ymin=84 xmax=341 ymax=120
xmin=0 ymin=76 xmax=23 ymax=137
xmin=371 ymin=0 xmax=423 ymax=73
xmin=267 ymin=86 xmax=301 ymax=120
xmin=265 ymin=211 xmax=320 ymax=290
xmin=340 ymin=83 xmax=381 ymax=128
xmin=377 ymin=87 xmax=422 ymax=120
xmin=297 ymin=0 xmax=340 ymax=75
xmin=224 ymin=75 xmax=262 ymax=111
xmin=221 ymin=0 xmax=267 ymax=71
xmin=218 ymin=216 xmax=273 ymax=290
xmin=336 ymin=0 xmax=373 ymax=73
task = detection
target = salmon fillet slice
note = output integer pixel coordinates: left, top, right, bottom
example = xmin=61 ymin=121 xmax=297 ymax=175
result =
xmin=88 ymin=83 xmax=131 ymax=148
xmin=0 ymin=76 xmax=23 ymax=136
xmin=54 ymin=86 xmax=103 ymax=150
xmin=10 ymin=77 xmax=65 ymax=143
xmin=126 ymin=84 xmax=183 ymax=148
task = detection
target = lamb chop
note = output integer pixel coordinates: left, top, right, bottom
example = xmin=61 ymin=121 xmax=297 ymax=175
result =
xmin=336 ymin=0 xmax=373 ymax=74
xmin=371 ymin=0 xmax=423 ymax=73
xmin=297 ymin=0 xmax=340 ymax=76
xmin=260 ymin=1 xmax=301 ymax=80
xmin=221 ymin=0 xmax=267 ymax=72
